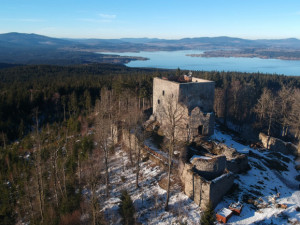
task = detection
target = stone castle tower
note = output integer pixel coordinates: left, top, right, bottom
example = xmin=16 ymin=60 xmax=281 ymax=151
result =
xmin=152 ymin=75 xmax=215 ymax=141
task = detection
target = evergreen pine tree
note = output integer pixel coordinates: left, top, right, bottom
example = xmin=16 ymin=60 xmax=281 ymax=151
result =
xmin=200 ymin=201 xmax=216 ymax=225
xmin=119 ymin=190 xmax=135 ymax=225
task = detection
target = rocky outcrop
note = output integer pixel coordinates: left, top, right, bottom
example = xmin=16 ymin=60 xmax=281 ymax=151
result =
xmin=259 ymin=132 xmax=298 ymax=155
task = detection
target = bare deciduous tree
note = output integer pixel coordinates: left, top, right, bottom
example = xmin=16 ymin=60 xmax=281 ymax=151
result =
xmin=81 ymin=148 xmax=104 ymax=225
xmin=278 ymin=86 xmax=294 ymax=137
xmin=253 ymin=88 xmax=279 ymax=137
xmin=291 ymin=89 xmax=300 ymax=140
xmin=157 ymin=94 xmax=186 ymax=211
xmin=33 ymin=108 xmax=45 ymax=222
xmin=94 ymin=88 xmax=115 ymax=197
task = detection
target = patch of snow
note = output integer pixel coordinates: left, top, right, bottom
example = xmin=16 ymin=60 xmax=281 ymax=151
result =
xmin=213 ymin=125 xmax=300 ymax=224
xmin=88 ymin=125 xmax=300 ymax=224
xmin=217 ymin=208 xmax=233 ymax=217
xmin=212 ymin=172 xmax=231 ymax=183
xmin=96 ymin=146 xmax=201 ymax=225
xmin=190 ymin=155 xmax=212 ymax=163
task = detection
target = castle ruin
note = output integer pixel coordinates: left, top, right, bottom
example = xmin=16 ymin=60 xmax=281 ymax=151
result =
xmin=120 ymin=74 xmax=248 ymax=210
xmin=152 ymin=75 xmax=215 ymax=142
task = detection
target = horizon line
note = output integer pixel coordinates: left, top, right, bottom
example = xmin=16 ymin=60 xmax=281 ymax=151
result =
xmin=1 ymin=31 xmax=300 ymax=41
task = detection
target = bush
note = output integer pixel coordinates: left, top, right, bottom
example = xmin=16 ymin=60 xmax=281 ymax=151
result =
xmin=200 ymin=201 xmax=216 ymax=225
xmin=119 ymin=190 xmax=135 ymax=225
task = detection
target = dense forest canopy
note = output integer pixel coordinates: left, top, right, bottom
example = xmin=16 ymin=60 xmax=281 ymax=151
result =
xmin=0 ymin=63 xmax=300 ymax=224
xmin=0 ymin=63 xmax=300 ymax=143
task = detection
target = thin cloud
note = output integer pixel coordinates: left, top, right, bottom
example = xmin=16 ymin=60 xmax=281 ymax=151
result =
xmin=99 ymin=13 xmax=116 ymax=19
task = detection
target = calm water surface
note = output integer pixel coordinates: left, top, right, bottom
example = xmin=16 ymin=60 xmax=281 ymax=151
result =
xmin=100 ymin=50 xmax=300 ymax=76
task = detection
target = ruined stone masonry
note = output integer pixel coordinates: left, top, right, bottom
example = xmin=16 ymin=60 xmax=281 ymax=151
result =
xmin=119 ymin=74 xmax=249 ymax=210
xmin=152 ymin=76 xmax=215 ymax=141
xmin=179 ymin=155 xmax=235 ymax=209
xmin=259 ymin=132 xmax=299 ymax=156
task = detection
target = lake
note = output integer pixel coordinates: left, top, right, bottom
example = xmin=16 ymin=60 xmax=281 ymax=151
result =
xmin=99 ymin=50 xmax=300 ymax=76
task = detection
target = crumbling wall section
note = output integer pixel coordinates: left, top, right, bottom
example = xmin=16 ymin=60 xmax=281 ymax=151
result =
xmin=214 ymin=143 xmax=249 ymax=173
xmin=122 ymin=129 xmax=138 ymax=151
xmin=226 ymin=154 xmax=249 ymax=173
xmin=259 ymin=132 xmax=298 ymax=155
xmin=189 ymin=108 xmax=215 ymax=137
xmin=179 ymin=161 xmax=234 ymax=209
xmin=191 ymin=155 xmax=226 ymax=180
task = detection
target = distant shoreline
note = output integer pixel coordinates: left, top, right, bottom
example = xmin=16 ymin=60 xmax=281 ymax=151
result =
xmin=186 ymin=51 xmax=300 ymax=61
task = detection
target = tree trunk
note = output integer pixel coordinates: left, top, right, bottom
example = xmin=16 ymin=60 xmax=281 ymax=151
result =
xmin=105 ymin=146 xmax=109 ymax=197
xmin=164 ymin=156 xmax=172 ymax=211
xmin=1 ymin=131 xmax=6 ymax=149
xmin=165 ymin=135 xmax=174 ymax=211
xmin=128 ymin=129 xmax=133 ymax=166
xmin=135 ymin=140 xmax=141 ymax=188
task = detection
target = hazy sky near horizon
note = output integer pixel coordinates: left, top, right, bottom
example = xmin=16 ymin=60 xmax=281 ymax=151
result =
xmin=1 ymin=0 xmax=300 ymax=39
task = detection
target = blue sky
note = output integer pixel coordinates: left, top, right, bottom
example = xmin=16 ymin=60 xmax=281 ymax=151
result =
xmin=1 ymin=0 xmax=300 ymax=39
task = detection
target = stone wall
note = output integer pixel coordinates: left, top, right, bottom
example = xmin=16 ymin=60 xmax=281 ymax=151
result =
xmin=209 ymin=172 xmax=235 ymax=208
xmin=189 ymin=108 xmax=215 ymax=137
xmin=259 ymin=132 xmax=298 ymax=155
xmin=179 ymin=162 xmax=234 ymax=209
xmin=152 ymin=77 xmax=215 ymax=141
xmin=213 ymin=143 xmax=249 ymax=173
xmin=153 ymin=78 xmax=180 ymax=119
xmin=179 ymin=78 xmax=215 ymax=112
xmin=122 ymin=129 xmax=170 ymax=170
xmin=190 ymin=155 xmax=226 ymax=180
xmin=226 ymin=154 xmax=249 ymax=174
xmin=122 ymin=129 xmax=138 ymax=151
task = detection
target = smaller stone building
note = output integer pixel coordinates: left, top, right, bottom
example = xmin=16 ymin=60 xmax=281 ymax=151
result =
xmin=179 ymin=154 xmax=234 ymax=209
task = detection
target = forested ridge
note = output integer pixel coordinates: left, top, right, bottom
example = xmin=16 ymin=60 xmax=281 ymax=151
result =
xmin=0 ymin=63 xmax=300 ymax=224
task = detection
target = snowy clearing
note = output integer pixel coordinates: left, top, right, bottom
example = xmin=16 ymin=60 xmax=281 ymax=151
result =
xmin=89 ymin=126 xmax=300 ymax=224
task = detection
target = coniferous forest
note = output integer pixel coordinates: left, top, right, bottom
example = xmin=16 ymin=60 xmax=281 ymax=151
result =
xmin=0 ymin=63 xmax=300 ymax=224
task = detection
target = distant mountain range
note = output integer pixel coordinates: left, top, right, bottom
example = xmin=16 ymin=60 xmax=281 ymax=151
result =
xmin=1 ymin=32 xmax=300 ymax=65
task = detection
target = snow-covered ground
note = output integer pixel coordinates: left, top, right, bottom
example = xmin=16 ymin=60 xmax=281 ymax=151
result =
xmin=94 ymin=126 xmax=299 ymax=224
xmin=99 ymin=147 xmax=201 ymax=225
xmin=212 ymin=128 xmax=300 ymax=224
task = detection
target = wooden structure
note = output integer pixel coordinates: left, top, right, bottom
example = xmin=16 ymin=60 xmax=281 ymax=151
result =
xmin=216 ymin=208 xmax=233 ymax=223
xmin=229 ymin=202 xmax=243 ymax=215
